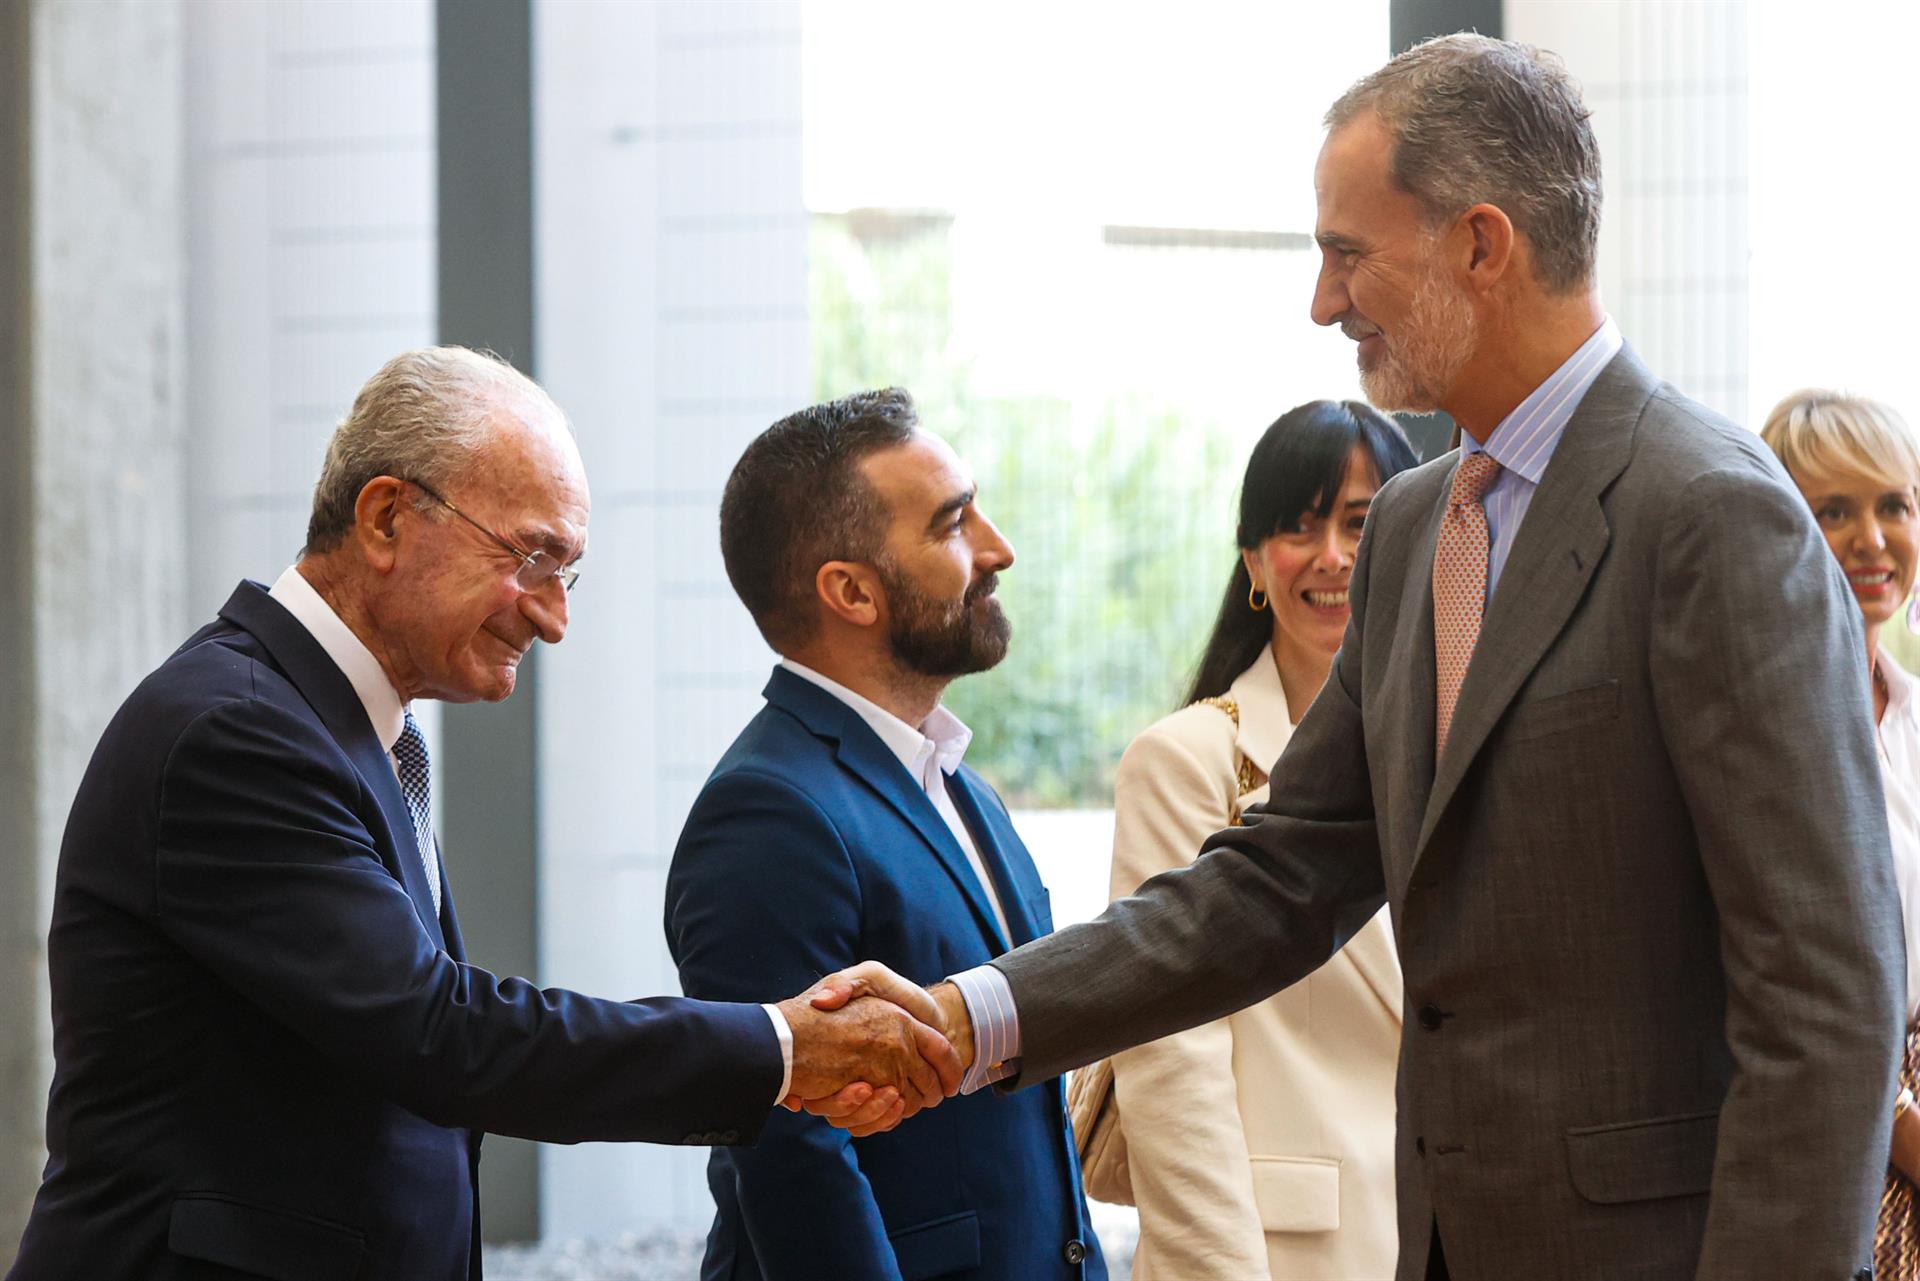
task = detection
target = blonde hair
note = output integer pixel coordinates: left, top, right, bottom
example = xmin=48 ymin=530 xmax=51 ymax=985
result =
xmin=1760 ymin=389 xmax=1920 ymax=491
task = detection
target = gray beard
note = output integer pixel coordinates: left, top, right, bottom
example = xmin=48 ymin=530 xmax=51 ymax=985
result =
xmin=1358 ymin=261 xmax=1478 ymax=413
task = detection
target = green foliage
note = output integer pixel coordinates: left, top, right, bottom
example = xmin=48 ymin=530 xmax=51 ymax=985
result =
xmin=810 ymin=216 xmax=1244 ymax=806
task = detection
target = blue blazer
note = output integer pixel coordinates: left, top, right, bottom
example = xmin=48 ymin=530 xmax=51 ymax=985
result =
xmin=665 ymin=668 xmax=1104 ymax=1281
xmin=7 ymin=582 xmax=782 ymax=1281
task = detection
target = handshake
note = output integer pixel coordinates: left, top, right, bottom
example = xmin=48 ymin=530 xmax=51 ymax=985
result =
xmin=776 ymin=963 xmax=979 ymax=1136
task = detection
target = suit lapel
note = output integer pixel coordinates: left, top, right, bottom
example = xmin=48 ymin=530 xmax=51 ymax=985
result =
xmin=217 ymin=581 xmax=449 ymax=948
xmin=1364 ymin=478 xmax=1447 ymax=880
xmin=1412 ymin=348 xmax=1656 ymax=864
xmin=766 ymin=669 xmax=1013 ymax=953
xmin=439 ymin=874 xmax=467 ymax=964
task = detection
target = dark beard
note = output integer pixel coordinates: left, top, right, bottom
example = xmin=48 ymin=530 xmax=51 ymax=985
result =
xmin=881 ymin=564 xmax=1012 ymax=678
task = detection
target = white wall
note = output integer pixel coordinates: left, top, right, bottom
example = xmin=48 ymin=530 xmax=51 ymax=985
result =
xmin=1748 ymin=0 xmax=1920 ymax=424
xmin=1507 ymin=0 xmax=1750 ymax=423
xmin=185 ymin=0 xmax=438 ymax=616
xmin=532 ymin=0 xmax=807 ymax=1240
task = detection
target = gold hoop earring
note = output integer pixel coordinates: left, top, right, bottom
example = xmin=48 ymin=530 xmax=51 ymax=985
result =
xmin=1248 ymin=584 xmax=1269 ymax=612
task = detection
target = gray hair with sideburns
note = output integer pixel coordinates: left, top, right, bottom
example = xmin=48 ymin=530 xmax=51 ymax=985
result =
xmin=1327 ymin=32 xmax=1603 ymax=293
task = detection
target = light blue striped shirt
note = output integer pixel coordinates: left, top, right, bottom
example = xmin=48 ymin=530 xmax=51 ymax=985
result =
xmin=946 ymin=317 xmax=1626 ymax=1093
xmin=1462 ymin=315 xmax=1622 ymax=600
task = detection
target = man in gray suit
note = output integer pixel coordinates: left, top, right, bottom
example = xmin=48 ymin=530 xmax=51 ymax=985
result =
xmin=797 ymin=34 xmax=1905 ymax=1281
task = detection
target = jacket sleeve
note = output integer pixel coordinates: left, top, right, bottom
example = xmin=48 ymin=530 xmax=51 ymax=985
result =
xmin=664 ymin=770 xmax=903 ymax=1281
xmin=152 ymin=695 xmax=782 ymax=1146
xmin=1647 ymin=463 xmax=1904 ymax=1276
xmin=990 ymin=503 xmax=1390 ymax=1087
xmin=1107 ymin=721 xmax=1271 ymax=1278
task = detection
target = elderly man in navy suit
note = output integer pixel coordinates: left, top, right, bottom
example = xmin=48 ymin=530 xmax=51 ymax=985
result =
xmin=6 ymin=348 xmax=958 ymax=1281
xmin=665 ymin=388 xmax=1102 ymax=1281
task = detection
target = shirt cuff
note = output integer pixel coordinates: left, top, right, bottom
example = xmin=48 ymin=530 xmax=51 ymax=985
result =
xmin=761 ymin=1003 xmax=794 ymax=1105
xmin=948 ymin=964 xmax=1021 ymax=1094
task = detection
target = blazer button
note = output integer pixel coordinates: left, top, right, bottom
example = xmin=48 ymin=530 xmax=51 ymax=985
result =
xmin=718 ymin=1130 xmax=739 ymax=1144
xmin=1418 ymin=1004 xmax=1447 ymax=1031
xmin=1063 ymin=1239 xmax=1087 ymax=1264
xmin=1855 ymin=1268 xmax=1874 ymax=1280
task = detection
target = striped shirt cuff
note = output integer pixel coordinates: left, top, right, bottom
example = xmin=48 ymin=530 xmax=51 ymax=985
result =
xmin=948 ymin=964 xmax=1022 ymax=1094
xmin=761 ymin=1003 xmax=794 ymax=1105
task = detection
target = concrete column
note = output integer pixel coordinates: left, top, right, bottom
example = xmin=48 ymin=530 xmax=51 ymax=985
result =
xmin=1386 ymin=0 xmax=1502 ymax=461
xmin=0 ymin=0 xmax=188 ymax=1253
xmin=436 ymin=0 xmax=543 ymax=1244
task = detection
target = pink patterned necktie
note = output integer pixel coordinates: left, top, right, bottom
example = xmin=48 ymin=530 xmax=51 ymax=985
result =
xmin=1433 ymin=452 xmax=1503 ymax=755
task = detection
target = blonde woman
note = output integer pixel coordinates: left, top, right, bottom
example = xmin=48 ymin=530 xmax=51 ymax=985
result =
xmin=1109 ymin=401 xmax=1415 ymax=1279
xmin=1762 ymin=390 xmax=1920 ymax=1278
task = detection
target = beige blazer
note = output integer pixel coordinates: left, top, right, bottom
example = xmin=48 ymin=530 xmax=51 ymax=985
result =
xmin=1110 ymin=653 xmax=1402 ymax=1280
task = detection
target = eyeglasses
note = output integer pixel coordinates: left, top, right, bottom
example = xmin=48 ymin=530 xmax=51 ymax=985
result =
xmin=406 ymin=479 xmax=581 ymax=594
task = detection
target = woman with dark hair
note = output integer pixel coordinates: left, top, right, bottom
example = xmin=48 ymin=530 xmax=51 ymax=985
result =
xmin=1105 ymin=400 xmax=1415 ymax=1279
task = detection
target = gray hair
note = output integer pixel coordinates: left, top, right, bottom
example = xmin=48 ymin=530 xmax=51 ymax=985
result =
xmin=1326 ymin=33 xmax=1602 ymax=293
xmin=304 ymin=346 xmax=566 ymax=553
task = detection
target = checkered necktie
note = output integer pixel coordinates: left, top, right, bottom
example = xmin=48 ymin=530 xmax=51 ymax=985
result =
xmin=1433 ymin=452 xmax=1502 ymax=755
xmin=393 ymin=710 xmax=443 ymax=916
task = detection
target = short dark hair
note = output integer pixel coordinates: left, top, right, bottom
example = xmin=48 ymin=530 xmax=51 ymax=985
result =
xmin=1327 ymin=33 xmax=1602 ymax=293
xmin=1185 ymin=400 xmax=1419 ymax=705
xmin=720 ymin=388 xmax=920 ymax=650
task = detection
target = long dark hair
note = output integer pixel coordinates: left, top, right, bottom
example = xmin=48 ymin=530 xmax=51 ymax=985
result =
xmin=1183 ymin=400 xmax=1419 ymax=705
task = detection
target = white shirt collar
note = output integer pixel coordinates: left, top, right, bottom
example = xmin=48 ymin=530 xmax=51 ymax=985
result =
xmin=778 ymin=658 xmax=973 ymax=783
xmin=269 ymin=564 xmax=408 ymax=753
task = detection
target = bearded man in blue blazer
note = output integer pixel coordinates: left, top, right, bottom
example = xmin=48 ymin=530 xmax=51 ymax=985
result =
xmin=6 ymin=349 xmax=957 ymax=1281
xmin=665 ymin=389 xmax=1102 ymax=1281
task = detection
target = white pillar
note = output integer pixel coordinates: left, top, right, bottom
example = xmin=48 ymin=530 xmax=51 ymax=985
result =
xmin=530 ymin=0 xmax=807 ymax=1241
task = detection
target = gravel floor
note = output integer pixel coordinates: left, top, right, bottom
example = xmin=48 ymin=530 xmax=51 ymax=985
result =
xmin=484 ymin=1203 xmax=1138 ymax=1280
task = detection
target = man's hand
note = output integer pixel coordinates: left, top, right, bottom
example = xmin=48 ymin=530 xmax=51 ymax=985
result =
xmin=782 ymin=964 xmax=980 ymax=1136
xmin=776 ymin=963 xmax=963 ymax=1137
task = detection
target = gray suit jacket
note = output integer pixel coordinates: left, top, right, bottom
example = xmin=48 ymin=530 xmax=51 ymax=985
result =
xmin=994 ymin=347 xmax=1904 ymax=1280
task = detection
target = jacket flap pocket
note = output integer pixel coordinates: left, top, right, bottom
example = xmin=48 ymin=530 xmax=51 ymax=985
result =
xmin=169 ymin=1194 xmax=365 ymax=1281
xmin=888 ymin=1209 xmax=981 ymax=1281
xmin=1565 ymin=1109 xmax=1718 ymax=1205
xmin=1249 ymin=1155 xmax=1341 ymax=1232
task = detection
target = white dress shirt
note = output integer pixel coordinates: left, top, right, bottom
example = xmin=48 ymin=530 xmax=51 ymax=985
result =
xmin=948 ymin=319 xmax=1631 ymax=1092
xmin=269 ymin=566 xmax=793 ymax=1102
xmin=1876 ymin=652 xmax=1920 ymax=1023
xmin=270 ymin=564 xmax=408 ymax=753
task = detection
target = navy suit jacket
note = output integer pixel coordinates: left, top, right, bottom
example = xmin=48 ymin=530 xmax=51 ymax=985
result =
xmin=665 ymin=668 xmax=1104 ymax=1281
xmin=7 ymin=582 xmax=782 ymax=1281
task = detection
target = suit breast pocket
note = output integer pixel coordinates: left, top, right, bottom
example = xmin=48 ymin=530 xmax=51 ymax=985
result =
xmin=1502 ymin=678 xmax=1620 ymax=745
